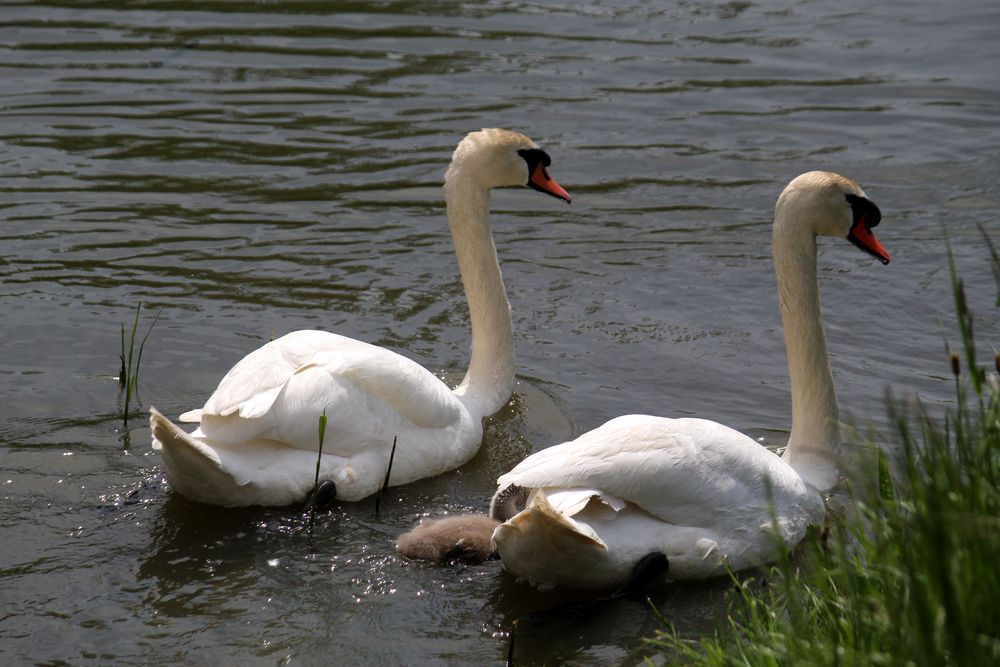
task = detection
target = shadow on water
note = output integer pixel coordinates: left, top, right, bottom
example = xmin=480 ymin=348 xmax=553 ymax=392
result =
xmin=486 ymin=569 xmax=736 ymax=665
xmin=136 ymin=495 xmax=269 ymax=614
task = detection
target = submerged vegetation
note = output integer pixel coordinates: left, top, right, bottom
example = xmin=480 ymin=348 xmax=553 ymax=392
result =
xmin=650 ymin=239 xmax=1000 ymax=666
xmin=118 ymin=301 xmax=159 ymax=427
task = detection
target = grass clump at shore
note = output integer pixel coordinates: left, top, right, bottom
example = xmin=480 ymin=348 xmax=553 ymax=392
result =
xmin=649 ymin=241 xmax=1000 ymax=666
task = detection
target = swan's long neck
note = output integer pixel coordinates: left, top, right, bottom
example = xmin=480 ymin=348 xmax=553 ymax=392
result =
xmin=444 ymin=173 xmax=515 ymax=418
xmin=773 ymin=210 xmax=841 ymax=491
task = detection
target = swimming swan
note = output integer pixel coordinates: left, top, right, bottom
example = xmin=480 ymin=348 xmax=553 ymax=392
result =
xmin=489 ymin=171 xmax=890 ymax=589
xmin=149 ymin=129 xmax=571 ymax=507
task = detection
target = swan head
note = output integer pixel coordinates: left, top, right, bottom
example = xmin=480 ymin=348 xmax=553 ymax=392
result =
xmin=446 ymin=128 xmax=571 ymax=203
xmin=776 ymin=171 xmax=890 ymax=265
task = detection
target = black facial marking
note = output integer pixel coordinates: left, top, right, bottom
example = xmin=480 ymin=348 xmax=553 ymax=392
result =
xmin=517 ymin=148 xmax=556 ymax=197
xmin=845 ymin=193 xmax=889 ymax=264
xmin=517 ymin=147 xmax=570 ymax=202
xmin=517 ymin=148 xmax=552 ymax=169
xmin=845 ymin=193 xmax=881 ymax=229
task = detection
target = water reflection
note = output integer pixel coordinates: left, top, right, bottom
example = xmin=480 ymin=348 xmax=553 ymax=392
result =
xmin=487 ymin=571 xmax=736 ymax=665
xmin=138 ymin=496 xmax=265 ymax=611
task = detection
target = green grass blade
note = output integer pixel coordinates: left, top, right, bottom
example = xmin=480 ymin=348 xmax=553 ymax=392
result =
xmin=506 ymin=619 xmax=518 ymax=667
xmin=131 ymin=307 xmax=161 ymax=402
xmin=127 ymin=302 xmax=141 ymax=383
xmin=313 ymin=410 xmax=328 ymax=494
xmin=119 ymin=301 xmax=157 ymax=428
xmin=877 ymin=446 xmax=895 ymax=502
xmin=375 ymin=436 xmax=398 ymax=515
xmin=119 ymin=322 xmax=127 ymax=388
xmin=308 ymin=410 xmax=329 ymax=531
xmin=947 ymin=239 xmax=985 ymax=395
xmin=382 ymin=435 xmax=397 ymax=493
xmin=981 ymin=224 xmax=1000 ymax=305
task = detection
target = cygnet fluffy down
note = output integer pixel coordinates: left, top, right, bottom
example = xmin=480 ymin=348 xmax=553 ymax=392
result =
xmin=396 ymin=514 xmax=500 ymax=563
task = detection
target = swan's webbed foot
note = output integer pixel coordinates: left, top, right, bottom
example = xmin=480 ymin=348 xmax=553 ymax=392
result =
xmin=616 ymin=552 xmax=669 ymax=595
xmin=304 ymin=480 xmax=338 ymax=511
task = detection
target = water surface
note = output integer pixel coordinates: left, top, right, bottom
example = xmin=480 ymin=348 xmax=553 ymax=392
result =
xmin=2 ymin=1 xmax=999 ymax=664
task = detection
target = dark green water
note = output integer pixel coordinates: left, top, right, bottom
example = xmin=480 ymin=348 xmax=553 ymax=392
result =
xmin=1 ymin=1 xmax=998 ymax=664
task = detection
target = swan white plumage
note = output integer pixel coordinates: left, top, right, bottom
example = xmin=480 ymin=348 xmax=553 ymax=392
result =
xmin=149 ymin=129 xmax=571 ymax=507
xmin=489 ymin=171 xmax=890 ymax=589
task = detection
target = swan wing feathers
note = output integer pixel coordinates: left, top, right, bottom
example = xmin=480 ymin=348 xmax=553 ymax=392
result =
xmin=497 ymin=414 xmax=796 ymax=526
xmin=197 ymin=330 xmax=460 ymax=435
xmin=545 ymin=487 xmax=626 ymax=516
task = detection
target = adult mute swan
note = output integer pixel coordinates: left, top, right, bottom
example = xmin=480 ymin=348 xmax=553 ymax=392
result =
xmin=489 ymin=171 xmax=890 ymax=590
xmin=150 ymin=129 xmax=571 ymax=507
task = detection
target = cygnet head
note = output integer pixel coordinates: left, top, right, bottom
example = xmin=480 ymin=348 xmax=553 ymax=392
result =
xmin=445 ymin=128 xmax=571 ymax=203
xmin=776 ymin=171 xmax=890 ymax=265
xmin=396 ymin=514 xmax=500 ymax=564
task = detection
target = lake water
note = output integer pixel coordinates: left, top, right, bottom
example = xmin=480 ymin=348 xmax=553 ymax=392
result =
xmin=2 ymin=1 xmax=998 ymax=664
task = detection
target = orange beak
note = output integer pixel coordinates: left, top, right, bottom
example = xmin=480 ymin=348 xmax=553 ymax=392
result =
xmin=528 ymin=162 xmax=572 ymax=203
xmin=848 ymin=215 xmax=891 ymax=265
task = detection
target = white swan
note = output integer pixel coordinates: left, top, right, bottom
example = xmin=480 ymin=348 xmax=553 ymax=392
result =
xmin=489 ymin=171 xmax=890 ymax=590
xmin=149 ymin=129 xmax=571 ymax=507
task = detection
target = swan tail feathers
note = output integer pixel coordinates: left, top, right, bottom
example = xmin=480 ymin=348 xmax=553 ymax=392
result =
xmin=493 ymin=489 xmax=613 ymax=589
xmin=178 ymin=408 xmax=202 ymax=423
xmin=150 ymin=407 xmax=251 ymax=506
xmin=150 ymin=407 xmax=221 ymax=465
xmin=495 ymin=490 xmax=607 ymax=551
